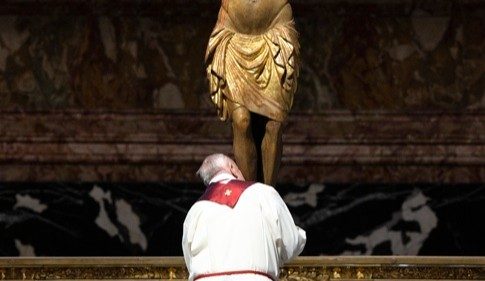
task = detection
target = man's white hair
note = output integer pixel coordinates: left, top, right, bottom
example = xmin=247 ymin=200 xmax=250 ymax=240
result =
xmin=197 ymin=154 xmax=234 ymax=186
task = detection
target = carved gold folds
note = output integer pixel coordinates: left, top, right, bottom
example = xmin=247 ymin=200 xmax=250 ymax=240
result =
xmin=206 ymin=21 xmax=299 ymax=122
xmin=0 ymin=257 xmax=483 ymax=280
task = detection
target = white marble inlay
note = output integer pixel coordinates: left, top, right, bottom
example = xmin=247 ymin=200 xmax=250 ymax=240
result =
xmin=89 ymin=185 xmax=121 ymax=239
xmin=115 ymin=199 xmax=148 ymax=251
xmin=13 ymin=194 xmax=48 ymax=213
xmin=285 ymin=184 xmax=325 ymax=208
xmin=343 ymin=191 xmax=438 ymax=255
xmin=89 ymin=186 xmax=148 ymax=250
xmin=14 ymin=239 xmax=36 ymax=256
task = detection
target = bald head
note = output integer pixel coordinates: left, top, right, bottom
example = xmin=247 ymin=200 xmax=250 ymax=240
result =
xmin=197 ymin=154 xmax=245 ymax=186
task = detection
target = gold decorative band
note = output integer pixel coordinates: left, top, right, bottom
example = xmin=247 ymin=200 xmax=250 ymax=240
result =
xmin=0 ymin=257 xmax=483 ymax=280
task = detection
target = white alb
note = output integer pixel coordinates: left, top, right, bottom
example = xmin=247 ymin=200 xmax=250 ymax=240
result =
xmin=182 ymin=173 xmax=306 ymax=281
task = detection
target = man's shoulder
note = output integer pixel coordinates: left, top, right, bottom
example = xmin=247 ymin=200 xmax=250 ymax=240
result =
xmin=245 ymin=182 xmax=280 ymax=197
xmin=184 ymin=199 xmax=224 ymax=223
xmin=238 ymin=183 xmax=285 ymax=211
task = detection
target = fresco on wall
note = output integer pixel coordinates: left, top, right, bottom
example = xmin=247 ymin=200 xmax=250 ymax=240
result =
xmin=0 ymin=1 xmax=483 ymax=111
xmin=0 ymin=182 xmax=483 ymax=256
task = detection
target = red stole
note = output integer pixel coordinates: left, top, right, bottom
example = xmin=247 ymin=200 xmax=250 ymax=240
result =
xmin=199 ymin=180 xmax=255 ymax=208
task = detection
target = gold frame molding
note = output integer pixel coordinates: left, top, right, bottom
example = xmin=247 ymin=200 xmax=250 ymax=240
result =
xmin=0 ymin=256 xmax=483 ymax=280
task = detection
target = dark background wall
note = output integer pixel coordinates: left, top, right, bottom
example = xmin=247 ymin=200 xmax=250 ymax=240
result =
xmin=0 ymin=1 xmax=483 ymax=111
xmin=0 ymin=0 xmax=484 ymax=256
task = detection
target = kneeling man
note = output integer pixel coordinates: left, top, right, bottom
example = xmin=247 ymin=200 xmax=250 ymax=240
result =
xmin=182 ymin=154 xmax=306 ymax=281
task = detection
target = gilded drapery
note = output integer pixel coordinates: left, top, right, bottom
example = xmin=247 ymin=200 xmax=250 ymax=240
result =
xmin=205 ymin=21 xmax=299 ymax=122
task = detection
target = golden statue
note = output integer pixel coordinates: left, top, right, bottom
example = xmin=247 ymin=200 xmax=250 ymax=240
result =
xmin=205 ymin=0 xmax=300 ymax=185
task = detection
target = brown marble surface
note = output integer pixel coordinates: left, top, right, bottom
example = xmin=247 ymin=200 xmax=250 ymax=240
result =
xmin=1 ymin=110 xmax=483 ymax=183
xmin=0 ymin=0 xmax=483 ymax=111
xmin=0 ymin=1 xmax=484 ymax=183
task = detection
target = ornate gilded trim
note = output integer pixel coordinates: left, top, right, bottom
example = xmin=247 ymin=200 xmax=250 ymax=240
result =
xmin=0 ymin=257 xmax=483 ymax=280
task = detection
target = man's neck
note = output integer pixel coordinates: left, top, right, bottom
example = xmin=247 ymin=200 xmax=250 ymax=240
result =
xmin=209 ymin=172 xmax=236 ymax=185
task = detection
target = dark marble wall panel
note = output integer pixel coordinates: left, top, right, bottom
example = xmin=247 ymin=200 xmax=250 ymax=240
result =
xmin=0 ymin=182 xmax=483 ymax=256
xmin=0 ymin=0 xmax=483 ymax=111
xmin=0 ymin=1 xmax=483 ymax=184
xmin=0 ymin=15 xmax=214 ymax=110
xmin=1 ymin=111 xmax=484 ymax=183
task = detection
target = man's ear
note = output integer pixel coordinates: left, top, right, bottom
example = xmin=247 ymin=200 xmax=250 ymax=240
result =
xmin=230 ymin=163 xmax=245 ymax=181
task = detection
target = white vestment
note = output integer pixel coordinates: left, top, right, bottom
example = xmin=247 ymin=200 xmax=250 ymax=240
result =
xmin=182 ymin=173 xmax=306 ymax=281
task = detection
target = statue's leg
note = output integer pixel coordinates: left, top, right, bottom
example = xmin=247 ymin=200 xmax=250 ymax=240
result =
xmin=231 ymin=104 xmax=257 ymax=181
xmin=261 ymin=119 xmax=283 ymax=186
